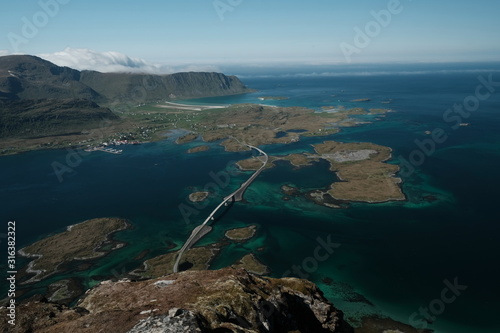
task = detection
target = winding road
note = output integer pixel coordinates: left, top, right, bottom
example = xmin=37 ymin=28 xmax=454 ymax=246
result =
xmin=173 ymin=141 xmax=268 ymax=273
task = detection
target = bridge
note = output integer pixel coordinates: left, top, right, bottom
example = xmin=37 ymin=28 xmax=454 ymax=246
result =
xmin=173 ymin=142 xmax=268 ymax=273
xmin=225 ymin=144 xmax=268 ymax=202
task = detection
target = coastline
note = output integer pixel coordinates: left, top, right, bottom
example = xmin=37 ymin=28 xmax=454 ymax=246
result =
xmin=3 ymin=68 xmax=500 ymax=333
xmin=155 ymin=101 xmax=229 ymax=111
xmin=235 ymin=141 xmax=405 ymax=205
xmin=18 ymin=218 xmax=131 ymax=284
xmin=0 ymin=102 xmax=393 ymax=156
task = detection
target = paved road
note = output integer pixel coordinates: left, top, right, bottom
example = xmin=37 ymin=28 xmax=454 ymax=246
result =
xmin=173 ymin=142 xmax=268 ymax=273
xmin=225 ymin=144 xmax=268 ymax=202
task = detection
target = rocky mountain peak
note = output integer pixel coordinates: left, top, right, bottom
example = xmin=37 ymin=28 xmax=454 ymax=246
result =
xmin=3 ymin=268 xmax=353 ymax=333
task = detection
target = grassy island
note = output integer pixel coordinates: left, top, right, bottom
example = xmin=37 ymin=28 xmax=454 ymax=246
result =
xmin=19 ymin=218 xmax=130 ymax=283
xmin=233 ymin=254 xmax=269 ymax=275
xmin=189 ymin=191 xmax=210 ymax=202
xmin=225 ymin=225 xmax=257 ymax=241
xmin=244 ymin=141 xmax=405 ymax=205
xmin=137 ymin=245 xmax=220 ymax=278
xmin=187 ymin=145 xmax=210 ymax=154
xmin=236 ymin=155 xmax=277 ymax=171
xmin=280 ymin=153 xmax=319 ymax=167
xmin=313 ymin=141 xmax=405 ymax=203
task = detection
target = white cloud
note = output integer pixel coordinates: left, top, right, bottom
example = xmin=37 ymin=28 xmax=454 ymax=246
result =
xmin=38 ymin=47 xmax=164 ymax=73
xmin=0 ymin=50 xmax=10 ymax=56
xmin=38 ymin=48 xmax=220 ymax=74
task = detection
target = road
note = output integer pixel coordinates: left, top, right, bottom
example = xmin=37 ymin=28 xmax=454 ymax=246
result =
xmin=173 ymin=141 xmax=268 ymax=273
xmin=225 ymin=144 xmax=268 ymax=202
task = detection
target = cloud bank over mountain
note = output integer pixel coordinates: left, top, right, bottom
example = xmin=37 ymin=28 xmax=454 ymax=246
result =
xmin=36 ymin=48 xmax=220 ymax=74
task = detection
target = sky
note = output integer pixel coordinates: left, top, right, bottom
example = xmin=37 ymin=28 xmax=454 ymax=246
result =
xmin=1 ymin=0 xmax=499 ymax=72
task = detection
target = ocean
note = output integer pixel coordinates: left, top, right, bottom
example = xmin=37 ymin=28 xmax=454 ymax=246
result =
xmin=1 ymin=62 xmax=500 ymax=332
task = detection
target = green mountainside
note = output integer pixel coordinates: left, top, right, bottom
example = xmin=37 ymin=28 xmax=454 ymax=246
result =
xmin=79 ymin=70 xmax=250 ymax=106
xmin=0 ymin=55 xmax=251 ymax=139
xmin=0 ymin=99 xmax=118 ymax=138
xmin=0 ymin=55 xmax=99 ymax=101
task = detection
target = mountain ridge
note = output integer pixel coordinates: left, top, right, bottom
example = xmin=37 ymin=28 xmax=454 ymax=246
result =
xmin=1 ymin=268 xmax=354 ymax=333
xmin=0 ymin=55 xmax=252 ymax=105
xmin=0 ymin=55 xmax=251 ymax=142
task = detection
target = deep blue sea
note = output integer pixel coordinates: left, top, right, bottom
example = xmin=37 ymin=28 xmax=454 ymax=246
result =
xmin=1 ymin=63 xmax=500 ymax=332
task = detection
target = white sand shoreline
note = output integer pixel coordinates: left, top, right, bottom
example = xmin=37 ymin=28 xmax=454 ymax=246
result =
xmin=155 ymin=101 xmax=229 ymax=111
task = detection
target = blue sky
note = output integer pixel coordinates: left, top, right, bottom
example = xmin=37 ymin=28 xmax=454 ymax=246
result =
xmin=1 ymin=0 xmax=499 ymax=71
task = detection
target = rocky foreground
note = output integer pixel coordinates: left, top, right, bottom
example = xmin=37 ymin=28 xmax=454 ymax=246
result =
xmin=2 ymin=268 xmax=353 ymax=333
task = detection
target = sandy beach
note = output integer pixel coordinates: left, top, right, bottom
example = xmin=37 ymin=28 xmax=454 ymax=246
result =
xmin=155 ymin=101 xmax=229 ymax=111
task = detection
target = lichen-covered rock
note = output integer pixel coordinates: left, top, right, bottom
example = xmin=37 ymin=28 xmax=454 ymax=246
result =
xmin=0 ymin=268 xmax=353 ymax=333
xmin=127 ymin=310 xmax=202 ymax=333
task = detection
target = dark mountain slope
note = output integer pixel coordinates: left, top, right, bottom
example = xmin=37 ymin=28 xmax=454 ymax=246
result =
xmin=0 ymin=55 xmax=251 ymax=105
xmin=0 ymin=55 xmax=251 ymax=141
xmin=79 ymin=70 xmax=251 ymax=104
xmin=0 ymin=99 xmax=118 ymax=138
xmin=0 ymin=55 xmax=102 ymax=101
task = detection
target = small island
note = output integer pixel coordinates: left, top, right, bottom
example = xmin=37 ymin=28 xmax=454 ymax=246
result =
xmin=189 ymin=191 xmax=210 ymax=202
xmin=233 ymin=254 xmax=269 ymax=275
xmin=236 ymin=156 xmax=275 ymax=171
xmin=237 ymin=153 xmax=317 ymax=171
xmin=136 ymin=244 xmax=220 ymax=278
xmin=138 ymin=226 xmax=262 ymax=279
xmin=225 ymin=225 xmax=257 ymax=241
xmin=280 ymin=153 xmax=319 ymax=168
xmin=176 ymin=132 xmax=198 ymax=144
xmin=187 ymin=145 xmax=210 ymax=154
xmin=313 ymin=141 xmax=405 ymax=203
xmin=281 ymin=184 xmax=301 ymax=197
xmin=19 ymin=217 xmax=130 ymax=283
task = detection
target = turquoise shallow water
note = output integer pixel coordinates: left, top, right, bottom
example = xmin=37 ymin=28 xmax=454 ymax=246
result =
xmin=1 ymin=63 xmax=500 ymax=332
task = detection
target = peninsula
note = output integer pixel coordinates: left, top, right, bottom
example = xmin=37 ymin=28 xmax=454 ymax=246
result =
xmin=18 ymin=218 xmax=130 ymax=283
